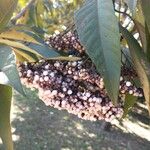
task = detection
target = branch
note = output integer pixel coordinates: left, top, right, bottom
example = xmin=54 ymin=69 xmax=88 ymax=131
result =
xmin=11 ymin=0 xmax=36 ymax=24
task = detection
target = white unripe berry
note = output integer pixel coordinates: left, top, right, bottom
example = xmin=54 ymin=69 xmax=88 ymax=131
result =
xmin=73 ymin=76 xmax=78 ymax=80
xmin=34 ymin=75 xmax=40 ymax=81
xmin=85 ymin=92 xmax=91 ymax=98
xmin=54 ymin=62 xmax=60 ymax=67
xmin=120 ymin=76 xmax=123 ymax=81
xmin=27 ymin=69 xmax=32 ymax=74
xmin=126 ymin=81 xmax=131 ymax=87
xmin=139 ymin=93 xmax=143 ymax=97
xmin=68 ymin=70 xmax=72 ymax=74
xmin=129 ymin=90 xmax=133 ymax=94
xmin=44 ymin=90 xmax=51 ymax=95
xmin=43 ymin=71 xmax=49 ymax=76
xmin=40 ymin=77 xmax=44 ymax=82
xmin=72 ymin=62 xmax=77 ymax=66
xmin=59 ymin=93 xmax=65 ymax=98
xmin=44 ymin=76 xmax=49 ymax=81
xmin=45 ymin=65 xmax=49 ymax=69
xmin=67 ymin=90 xmax=72 ymax=95
xmin=82 ymin=96 xmax=87 ymax=101
xmin=50 ymin=72 xmax=55 ymax=77
xmin=51 ymin=90 xmax=58 ymax=95
xmin=45 ymin=41 xmax=50 ymax=44
xmin=61 ymin=100 xmax=67 ymax=106
xmin=63 ymin=87 xmax=67 ymax=92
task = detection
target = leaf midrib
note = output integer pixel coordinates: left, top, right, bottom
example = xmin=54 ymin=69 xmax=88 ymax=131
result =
xmin=96 ymin=0 xmax=114 ymax=98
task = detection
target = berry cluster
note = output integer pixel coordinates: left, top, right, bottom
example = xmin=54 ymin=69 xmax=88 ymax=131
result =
xmin=45 ymin=31 xmax=85 ymax=55
xmin=18 ymin=59 xmax=143 ymax=122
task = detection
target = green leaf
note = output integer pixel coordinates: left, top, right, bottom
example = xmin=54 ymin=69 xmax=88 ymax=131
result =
xmin=135 ymin=2 xmax=145 ymax=27
xmin=120 ymin=25 xmax=150 ymax=114
xmin=141 ymin=0 xmax=150 ymax=33
xmin=0 ymin=0 xmax=18 ymax=31
xmin=123 ymin=94 xmax=137 ymax=118
xmin=49 ymin=56 xmax=81 ymax=61
xmin=0 ymin=29 xmax=40 ymax=44
xmin=0 ymin=84 xmax=13 ymax=150
xmin=134 ymin=21 xmax=147 ymax=52
xmin=26 ymin=42 xmax=61 ymax=59
xmin=74 ymin=0 xmax=121 ymax=104
xmin=0 ymin=45 xmax=25 ymax=95
xmin=126 ymin=0 xmax=137 ymax=16
xmin=145 ymin=23 xmax=150 ymax=62
xmin=0 ymin=38 xmax=60 ymax=59
xmin=13 ymin=48 xmax=39 ymax=62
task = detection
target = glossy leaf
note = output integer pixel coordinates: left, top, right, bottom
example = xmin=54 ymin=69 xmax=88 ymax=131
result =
xmin=0 ymin=84 xmax=13 ymax=150
xmin=0 ymin=45 xmax=24 ymax=95
xmin=0 ymin=0 xmax=18 ymax=31
xmin=120 ymin=25 xmax=150 ymax=113
xmin=75 ymin=0 xmax=121 ymax=104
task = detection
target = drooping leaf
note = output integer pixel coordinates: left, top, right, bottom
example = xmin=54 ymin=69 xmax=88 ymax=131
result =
xmin=0 ymin=0 xmax=18 ymax=31
xmin=0 ymin=45 xmax=24 ymax=95
xmin=0 ymin=38 xmax=60 ymax=59
xmin=0 ymin=84 xmax=13 ymax=150
xmin=26 ymin=42 xmax=61 ymax=59
xmin=13 ymin=48 xmax=39 ymax=62
xmin=141 ymin=0 xmax=150 ymax=33
xmin=123 ymin=94 xmax=137 ymax=118
xmin=0 ymin=29 xmax=40 ymax=44
xmin=75 ymin=0 xmax=121 ymax=104
xmin=14 ymin=50 xmax=28 ymax=62
xmin=120 ymin=25 xmax=150 ymax=114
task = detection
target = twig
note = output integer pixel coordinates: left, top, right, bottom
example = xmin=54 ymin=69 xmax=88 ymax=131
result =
xmin=115 ymin=9 xmax=133 ymax=20
xmin=11 ymin=0 xmax=36 ymax=24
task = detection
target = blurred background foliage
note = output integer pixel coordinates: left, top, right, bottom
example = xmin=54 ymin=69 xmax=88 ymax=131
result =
xmin=15 ymin=0 xmax=84 ymax=35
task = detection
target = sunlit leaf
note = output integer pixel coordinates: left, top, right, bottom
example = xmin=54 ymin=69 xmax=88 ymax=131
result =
xmin=123 ymin=94 xmax=137 ymax=118
xmin=49 ymin=56 xmax=81 ymax=61
xmin=75 ymin=0 xmax=121 ymax=104
xmin=0 ymin=45 xmax=24 ymax=95
xmin=0 ymin=84 xmax=13 ymax=150
xmin=0 ymin=29 xmax=40 ymax=44
xmin=120 ymin=25 xmax=150 ymax=114
xmin=0 ymin=0 xmax=18 ymax=31
xmin=0 ymin=38 xmax=61 ymax=59
xmin=13 ymin=48 xmax=39 ymax=62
